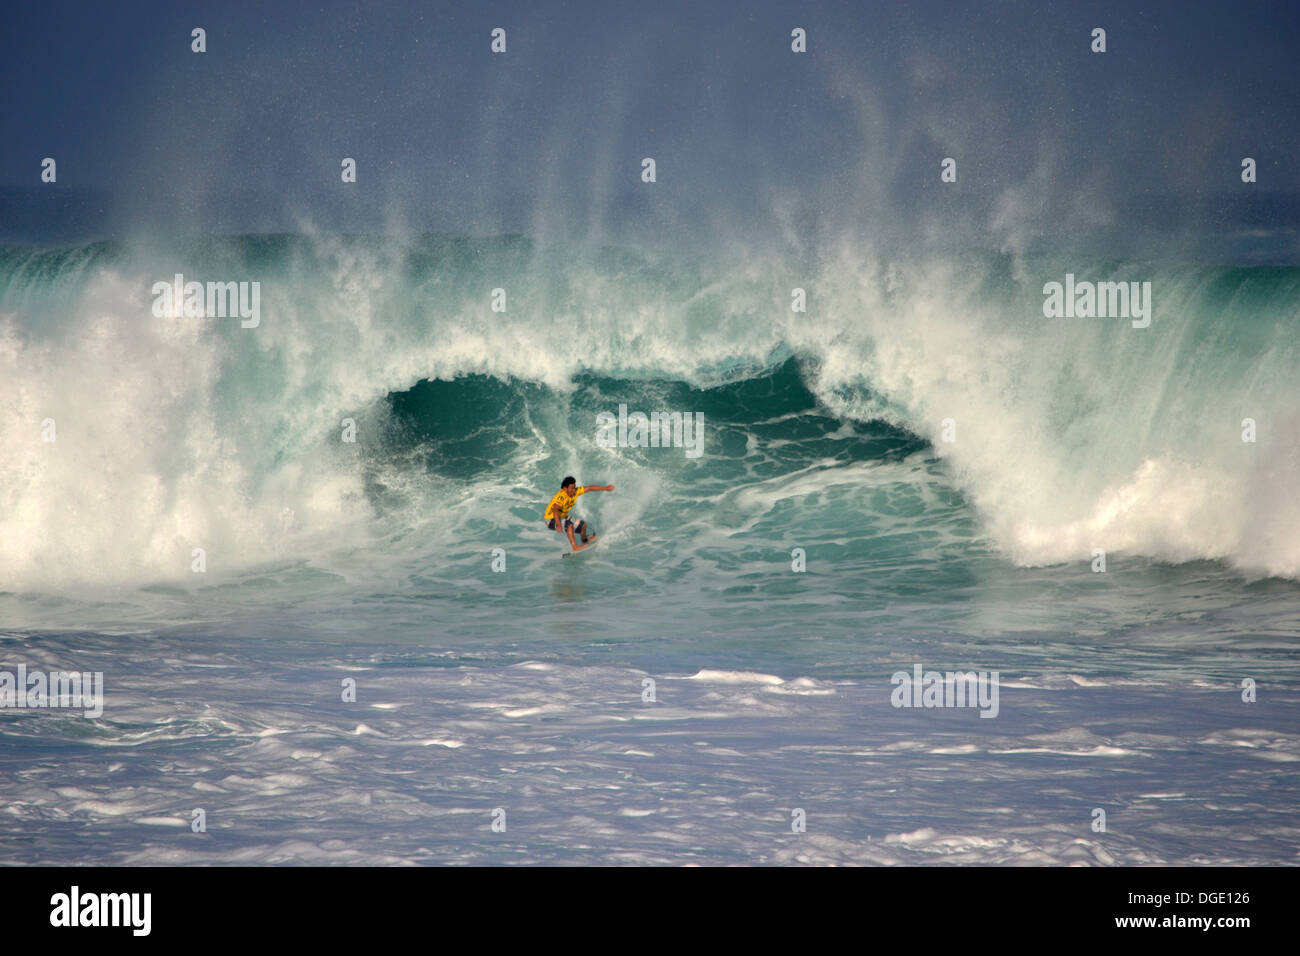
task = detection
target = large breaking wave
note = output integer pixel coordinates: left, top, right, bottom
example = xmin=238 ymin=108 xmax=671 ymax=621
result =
xmin=1 ymin=233 xmax=1297 ymax=588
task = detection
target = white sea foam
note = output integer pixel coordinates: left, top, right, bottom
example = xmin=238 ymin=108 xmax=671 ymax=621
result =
xmin=4 ymin=649 xmax=1293 ymax=865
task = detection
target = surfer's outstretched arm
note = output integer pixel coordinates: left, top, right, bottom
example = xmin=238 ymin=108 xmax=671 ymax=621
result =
xmin=583 ymin=484 xmax=614 ymax=492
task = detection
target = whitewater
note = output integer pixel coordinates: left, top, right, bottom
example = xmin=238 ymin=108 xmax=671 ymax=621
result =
xmin=2 ymin=233 xmax=1298 ymax=864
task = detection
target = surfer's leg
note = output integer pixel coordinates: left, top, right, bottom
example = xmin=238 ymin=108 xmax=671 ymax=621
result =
xmin=564 ymin=518 xmax=579 ymax=550
xmin=576 ymin=519 xmax=588 ymax=543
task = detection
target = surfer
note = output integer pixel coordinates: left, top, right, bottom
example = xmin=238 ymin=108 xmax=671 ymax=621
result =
xmin=544 ymin=476 xmax=614 ymax=552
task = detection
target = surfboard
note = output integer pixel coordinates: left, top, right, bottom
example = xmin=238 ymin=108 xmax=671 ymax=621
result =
xmin=561 ymin=537 xmax=599 ymax=558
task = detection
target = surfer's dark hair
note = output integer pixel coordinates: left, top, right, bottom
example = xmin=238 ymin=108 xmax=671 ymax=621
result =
xmin=561 ymin=476 xmax=576 ymax=488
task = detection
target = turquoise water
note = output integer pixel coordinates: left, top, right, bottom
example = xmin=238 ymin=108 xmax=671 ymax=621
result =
xmin=1 ymin=234 xmax=1298 ymax=863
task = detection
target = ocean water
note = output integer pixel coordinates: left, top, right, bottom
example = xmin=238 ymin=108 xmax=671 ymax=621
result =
xmin=1 ymin=234 xmax=1298 ymax=864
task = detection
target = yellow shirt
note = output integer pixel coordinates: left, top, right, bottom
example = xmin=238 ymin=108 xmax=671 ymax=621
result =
xmin=544 ymin=486 xmax=586 ymax=521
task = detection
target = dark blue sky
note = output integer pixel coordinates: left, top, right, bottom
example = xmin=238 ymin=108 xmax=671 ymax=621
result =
xmin=3 ymin=0 xmax=1297 ymax=249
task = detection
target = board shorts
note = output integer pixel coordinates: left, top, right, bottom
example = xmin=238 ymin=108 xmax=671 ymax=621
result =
xmin=548 ymin=516 xmax=587 ymax=535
